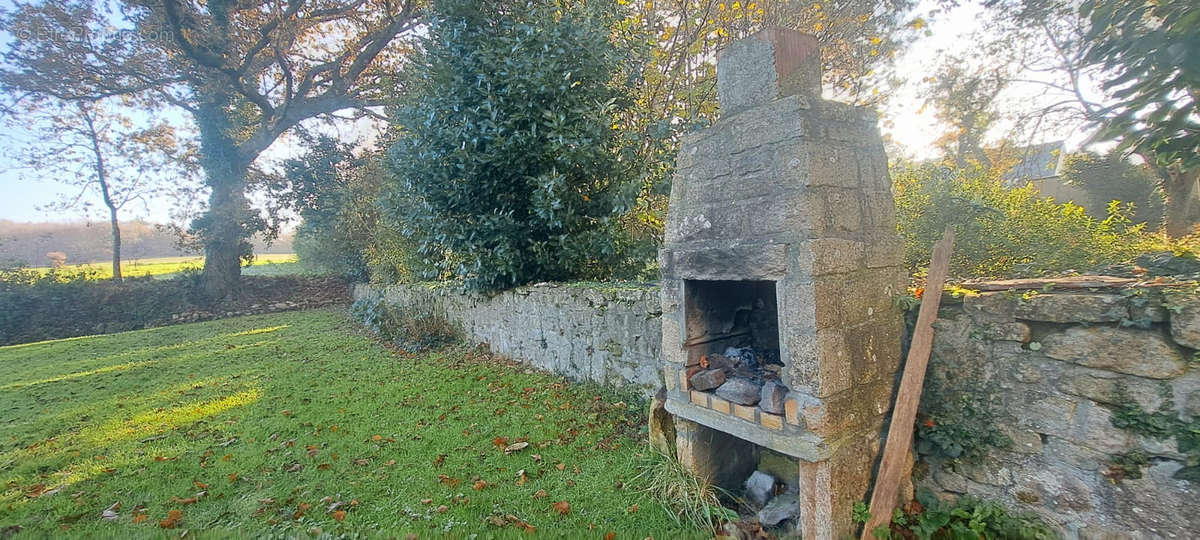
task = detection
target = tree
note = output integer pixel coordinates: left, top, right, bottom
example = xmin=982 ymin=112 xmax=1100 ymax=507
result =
xmin=1080 ymin=0 xmax=1200 ymax=237
xmin=0 ymin=0 xmax=420 ymax=299
xmin=1061 ymin=150 xmax=1164 ymax=226
xmin=1 ymin=99 xmax=193 ymax=280
xmin=387 ymin=0 xmax=642 ymax=292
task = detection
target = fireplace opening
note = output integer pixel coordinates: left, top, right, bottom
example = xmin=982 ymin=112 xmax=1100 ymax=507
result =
xmin=683 ymin=280 xmax=786 ymax=410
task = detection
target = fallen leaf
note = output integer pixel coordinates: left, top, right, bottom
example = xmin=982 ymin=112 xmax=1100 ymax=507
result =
xmin=159 ymin=509 xmax=182 ymax=529
xmin=627 ymin=503 xmax=639 ymax=513
xmin=438 ymin=474 xmax=461 ymax=487
xmin=286 ymin=463 xmax=303 ymax=473
xmin=132 ymin=512 xmax=148 ymax=524
xmin=24 ymin=484 xmax=46 ymax=498
xmin=331 ymin=510 xmax=346 ymax=522
xmin=294 ymin=502 xmax=311 ymax=519
xmin=421 ymin=498 xmax=433 ymax=505
xmin=193 ymin=481 xmax=207 ymax=490
xmin=504 ymin=442 xmax=529 ymax=455
xmin=551 ymin=501 xmax=570 ymax=515
xmin=221 ymin=454 xmax=232 ymax=462
xmin=385 ymin=459 xmax=396 ymax=466
xmin=352 ymin=458 xmax=369 ymax=466
xmin=169 ymin=496 xmax=198 ymax=505
xmin=492 ymin=436 xmax=509 ymax=450
xmin=433 ymin=454 xmax=446 ymax=467
xmin=515 ymin=470 xmax=527 ymax=486
xmin=227 ymin=473 xmax=239 ymax=484
xmin=472 ymin=480 xmax=488 ymax=491
xmin=532 ymin=454 xmax=542 ymax=463
xmin=436 ymin=505 xmax=449 ymax=513
xmin=371 ymin=435 xmax=383 ymax=441
xmin=532 ymin=490 xmax=547 ymax=499
xmin=317 ymin=463 xmax=331 ymax=470
xmin=487 ymin=515 xmax=507 ymax=527
xmin=282 ymin=410 xmax=292 ymax=417
xmin=555 ymin=463 xmax=565 ymax=471
xmin=605 ymin=533 xmax=616 ymax=540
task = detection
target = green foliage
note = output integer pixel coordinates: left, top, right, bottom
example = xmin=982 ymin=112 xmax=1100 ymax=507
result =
xmin=1108 ymin=383 xmax=1200 ymax=482
xmin=894 ymin=162 xmax=1169 ymax=278
xmin=351 ymin=297 xmax=462 ymax=353
xmin=0 ymin=310 xmax=695 ymax=537
xmin=872 ymin=491 xmax=1058 ymax=540
xmin=0 ymin=268 xmax=343 ymax=346
xmin=1061 ymin=150 xmax=1165 ymax=226
xmin=385 ymin=0 xmax=646 ymax=292
xmin=916 ymin=371 xmax=1011 ymax=462
xmin=1081 ymin=0 xmax=1200 ymax=171
xmin=1106 ymin=450 xmax=1150 ymax=482
xmin=281 ymin=138 xmax=382 ymax=281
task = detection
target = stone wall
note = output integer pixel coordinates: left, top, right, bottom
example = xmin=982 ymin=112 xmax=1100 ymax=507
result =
xmin=353 ymin=283 xmax=663 ymax=394
xmin=918 ymin=286 xmax=1200 ymax=539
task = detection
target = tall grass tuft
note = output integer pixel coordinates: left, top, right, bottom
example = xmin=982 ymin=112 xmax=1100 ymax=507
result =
xmin=630 ymin=448 xmax=738 ymax=535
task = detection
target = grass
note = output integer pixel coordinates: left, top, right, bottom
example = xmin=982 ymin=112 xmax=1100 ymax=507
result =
xmin=0 ymin=309 xmax=698 ymax=538
xmin=28 ymin=254 xmax=300 ymax=280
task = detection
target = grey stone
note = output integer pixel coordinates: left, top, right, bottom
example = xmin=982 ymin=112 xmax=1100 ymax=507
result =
xmin=1168 ymin=296 xmax=1200 ymax=349
xmin=649 ymin=387 xmax=676 ymax=456
xmin=760 ymin=381 xmax=788 ymax=414
xmin=716 ymin=377 xmax=763 ymax=406
xmin=933 ymin=467 xmax=968 ymax=493
xmin=689 ymin=369 xmax=726 ymax=391
xmin=983 ymin=322 xmax=1032 ymax=343
xmin=744 ymin=470 xmax=776 ymax=506
xmin=1054 ymin=368 xmax=1166 ymax=410
xmin=1042 ymin=326 xmax=1186 ymax=379
xmin=1015 ymin=294 xmax=1128 ymax=323
xmin=1187 ymin=390 xmax=1200 ymax=418
xmin=961 ymin=457 xmax=1012 ymax=486
xmin=1078 ymin=525 xmax=1136 ymax=540
xmin=1000 ymin=426 xmax=1043 ymax=454
xmin=757 ymin=450 xmax=798 ymax=493
xmin=757 ymin=493 xmax=799 ymax=527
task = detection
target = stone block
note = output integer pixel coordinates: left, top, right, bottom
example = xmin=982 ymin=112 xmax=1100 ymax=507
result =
xmin=733 ymin=403 xmax=758 ymax=422
xmin=760 ymin=381 xmax=788 ymax=414
xmin=690 ymin=389 xmax=709 ymax=407
xmin=824 ymin=189 xmax=863 ymax=233
xmin=649 ymin=388 xmax=677 ymax=456
xmin=982 ymin=322 xmax=1032 ymax=343
xmin=1054 ymin=367 xmax=1166 ymax=411
xmin=1015 ymin=293 xmax=1128 ymax=323
xmin=760 ymin=412 xmax=784 ymax=431
xmin=689 ymin=369 xmax=726 ymax=391
xmin=745 ymin=470 xmax=776 ymax=506
xmin=1042 ymin=326 xmax=1186 ymax=379
xmin=810 ymin=238 xmax=865 ymax=276
xmin=1168 ymin=296 xmax=1200 ymax=349
xmin=716 ymin=29 xmax=820 ymax=116
xmin=963 ymin=292 xmax=1018 ymax=323
xmin=1000 ymin=426 xmax=1044 ymax=454
xmin=710 ymin=395 xmax=732 ymax=415
xmin=715 ymin=377 xmax=762 ymax=406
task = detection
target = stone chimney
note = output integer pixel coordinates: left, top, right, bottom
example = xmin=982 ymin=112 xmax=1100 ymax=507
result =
xmin=716 ymin=28 xmax=822 ymax=115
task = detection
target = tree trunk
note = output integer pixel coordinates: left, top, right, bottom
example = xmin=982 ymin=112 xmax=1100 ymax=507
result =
xmin=109 ymin=206 xmax=122 ymax=281
xmin=1162 ymin=167 xmax=1199 ymax=238
xmin=194 ymin=94 xmax=251 ymax=302
xmin=82 ymin=105 xmax=123 ymax=281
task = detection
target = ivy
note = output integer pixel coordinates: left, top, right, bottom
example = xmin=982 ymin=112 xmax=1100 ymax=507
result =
xmin=1107 ymin=383 xmax=1200 ymax=483
xmin=915 ymin=371 xmax=1011 ymax=462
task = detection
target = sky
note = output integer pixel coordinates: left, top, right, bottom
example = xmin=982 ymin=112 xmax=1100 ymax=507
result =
xmin=0 ymin=0 xmax=1092 ymax=225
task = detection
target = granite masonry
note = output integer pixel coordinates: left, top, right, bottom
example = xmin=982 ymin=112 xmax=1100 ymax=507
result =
xmin=352 ymin=282 xmax=663 ymax=393
xmin=919 ymin=285 xmax=1200 ymax=539
xmin=658 ymin=29 xmax=906 ymax=539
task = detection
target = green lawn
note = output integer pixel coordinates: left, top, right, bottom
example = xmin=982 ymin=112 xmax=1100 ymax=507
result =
xmin=30 ymin=254 xmax=300 ymax=280
xmin=0 ymin=309 xmax=694 ymax=538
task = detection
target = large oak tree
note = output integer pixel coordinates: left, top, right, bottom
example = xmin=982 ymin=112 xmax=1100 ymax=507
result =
xmin=0 ymin=0 xmax=420 ymax=299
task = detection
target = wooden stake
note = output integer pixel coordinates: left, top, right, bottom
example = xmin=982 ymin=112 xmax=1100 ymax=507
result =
xmin=861 ymin=228 xmax=955 ymax=539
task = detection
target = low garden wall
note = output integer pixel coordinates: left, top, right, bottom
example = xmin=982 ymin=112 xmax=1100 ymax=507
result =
xmin=918 ymin=285 xmax=1200 ymax=539
xmin=353 ymin=282 xmax=664 ymax=394
xmin=355 ymin=280 xmax=1199 ymax=538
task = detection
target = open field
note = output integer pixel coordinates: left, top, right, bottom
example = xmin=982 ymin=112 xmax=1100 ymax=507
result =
xmin=0 ymin=309 xmax=694 ymax=538
xmin=26 ymin=254 xmax=301 ymax=280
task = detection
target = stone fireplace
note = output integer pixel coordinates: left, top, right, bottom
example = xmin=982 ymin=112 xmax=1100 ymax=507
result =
xmin=658 ymin=29 xmax=906 ymax=538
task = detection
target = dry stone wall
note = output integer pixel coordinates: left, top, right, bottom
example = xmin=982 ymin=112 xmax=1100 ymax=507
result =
xmin=919 ymin=287 xmax=1200 ymax=539
xmin=353 ymin=283 xmax=663 ymax=394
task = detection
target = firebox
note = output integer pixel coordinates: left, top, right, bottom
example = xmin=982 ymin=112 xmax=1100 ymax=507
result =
xmin=656 ymin=28 xmax=906 ymax=538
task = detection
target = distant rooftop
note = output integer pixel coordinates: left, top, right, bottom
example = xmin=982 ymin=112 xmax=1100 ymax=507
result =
xmin=1001 ymin=141 xmax=1066 ymax=184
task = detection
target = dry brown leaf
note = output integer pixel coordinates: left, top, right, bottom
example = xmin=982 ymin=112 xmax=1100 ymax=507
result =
xmin=555 ymin=463 xmax=566 ymax=471
xmin=472 ymin=480 xmax=488 ymax=491
xmin=551 ymin=501 xmax=570 ymax=515
xmin=331 ymin=510 xmax=346 ymax=522
xmin=159 ymin=509 xmax=182 ymax=529
xmin=503 ymin=442 xmax=529 ymax=455
xmin=531 ymin=489 xmax=547 ymax=499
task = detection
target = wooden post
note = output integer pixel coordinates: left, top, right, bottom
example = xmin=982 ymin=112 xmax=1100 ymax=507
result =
xmin=861 ymin=228 xmax=955 ymax=539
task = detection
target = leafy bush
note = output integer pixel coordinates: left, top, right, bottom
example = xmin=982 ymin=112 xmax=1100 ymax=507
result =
xmin=1061 ymin=150 xmax=1164 ymax=227
xmin=0 ymin=268 xmax=347 ymax=345
xmin=855 ymin=491 xmax=1057 ymax=540
xmin=894 ymin=163 xmax=1177 ymax=278
xmin=351 ymin=296 xmax=462 ymax=352
xmin=385 ymin=0 xmax=646 ymax=292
